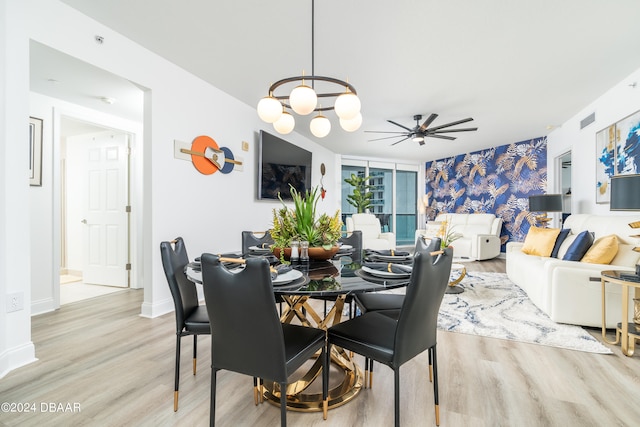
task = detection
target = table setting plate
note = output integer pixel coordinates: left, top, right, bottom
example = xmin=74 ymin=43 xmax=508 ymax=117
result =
xmin=272 ymin=269 xmax=304 ymax=285
xmin=361 ymin=265 xmax=412 ymax=278
xmin=249 ymin=245 xmax=272 ymax=254
xmin=365 ymin=254 xmax=412 ymax=263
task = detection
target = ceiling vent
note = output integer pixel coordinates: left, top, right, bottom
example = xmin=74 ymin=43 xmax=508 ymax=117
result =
xmin=580 ymin=112 xmax=595 ymax=129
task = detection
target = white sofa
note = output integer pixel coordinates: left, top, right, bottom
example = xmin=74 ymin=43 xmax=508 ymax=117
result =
xmin=416 ymin=213 xmax=503 ymax=260
xmin=346 ymin=213 xmax=396 ymax=250
xmin=506 ymin=214 xmax=640 ymax=328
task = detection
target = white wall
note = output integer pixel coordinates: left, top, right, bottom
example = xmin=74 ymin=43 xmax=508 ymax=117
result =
xmin=1 ymin=0 xmax=340 ymax=376
xmin=547 ymin=67 xmax=640 ymax=214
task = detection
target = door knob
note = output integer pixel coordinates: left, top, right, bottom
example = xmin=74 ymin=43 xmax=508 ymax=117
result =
xmin=81 ymin=219 xmax=87 ymax=224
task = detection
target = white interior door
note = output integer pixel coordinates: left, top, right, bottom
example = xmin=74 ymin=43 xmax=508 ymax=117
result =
xmin=82 ymin=133 xmax=129 ymax=286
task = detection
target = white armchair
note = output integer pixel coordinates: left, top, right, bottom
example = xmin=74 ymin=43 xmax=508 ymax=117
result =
xmin=346 ymin=213 xmax=396 ymax=250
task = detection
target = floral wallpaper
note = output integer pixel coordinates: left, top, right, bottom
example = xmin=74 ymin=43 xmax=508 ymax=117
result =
xmin=425 ymin=137 xmax=547 ymax=249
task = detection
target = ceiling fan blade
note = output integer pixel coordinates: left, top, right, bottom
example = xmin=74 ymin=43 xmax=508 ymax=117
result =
xmin=429 ymin=127 xmax=478 ymax=133
xmin=427 ymin=134 xmax=457 ymax=140
xmin=427 ymin=117 xmax=474 ymax=132
xmin=364 ymin=130 xmax=409 ymax=134
xmin=387 ymin=120 xmax=414 ymax=132
xmin=418 ymin=113 xmax=438 ymax=132
xmin=391 ymin=136 xmax=411 ymax=146
xmin=368 ymin=134 xmax=413 ymax=142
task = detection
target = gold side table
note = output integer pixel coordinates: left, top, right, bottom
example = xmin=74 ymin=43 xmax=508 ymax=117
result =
xmin=600 ymin=270 xmax=640 ymax=356
xmin=446 ymin=263 xmax=466 ymax=294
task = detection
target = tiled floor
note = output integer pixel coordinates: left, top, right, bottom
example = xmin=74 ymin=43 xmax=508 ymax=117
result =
xmin=60 ymin=278 xmax=126 ymax=305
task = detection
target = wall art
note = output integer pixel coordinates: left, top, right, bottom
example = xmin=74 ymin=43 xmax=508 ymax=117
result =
xmin=595 ymin=109 xmax=640 ymax=203
xmin=425 ymin=137 xmax=547 ymax=249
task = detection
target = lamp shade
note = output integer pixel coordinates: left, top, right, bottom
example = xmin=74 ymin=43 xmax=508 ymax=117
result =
xmin=610 ymin=174 xmax=640 ymax=211
xmin=529 ymin=194 xmax=563 ymax=212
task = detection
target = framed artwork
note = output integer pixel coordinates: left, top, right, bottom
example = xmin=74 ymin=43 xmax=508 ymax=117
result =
xmin=595 ymin=109 xmax=640 ymax=203
xmin=29 ymin=117 xmax=43 ymax=186
xmin=595 ymin=125 xmax=615 ymax=203
xmin=615 ymin=109 xmax=640 ymax=175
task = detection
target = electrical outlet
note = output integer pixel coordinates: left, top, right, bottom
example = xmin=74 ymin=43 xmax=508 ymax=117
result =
xmin=6 ymin=292 xmax=24 ymax=313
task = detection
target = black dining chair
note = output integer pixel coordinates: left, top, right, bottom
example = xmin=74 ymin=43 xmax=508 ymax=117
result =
xmin=241 ymin=230 xmax=274 ymax=254
xmin=201 ymin=253 xmax=328 ymax=426
xmin=160 ymin=237 xmax=211 ymax=412
xmin=325 ymin=247 xmax=453 ymax=426
xmin=340 ymin=230 xmax=363 ymax=263
xmin=354 ymin=237 xmax=441 ymax=314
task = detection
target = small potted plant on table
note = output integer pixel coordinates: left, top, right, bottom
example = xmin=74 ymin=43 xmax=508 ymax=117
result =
xmin=271 ymin=185 xmax=342 ymax=263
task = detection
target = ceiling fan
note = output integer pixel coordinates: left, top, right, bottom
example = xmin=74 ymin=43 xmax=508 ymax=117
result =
xmin=365 ymin=114 xmax=478 ymax=146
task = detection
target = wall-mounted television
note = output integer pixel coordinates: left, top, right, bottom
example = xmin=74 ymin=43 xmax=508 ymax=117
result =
xmin=258 ymin=130 xmax=312 ymax=201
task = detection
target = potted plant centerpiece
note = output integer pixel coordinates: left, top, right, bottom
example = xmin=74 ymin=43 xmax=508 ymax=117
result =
xmin=271 ymin=185 xmax=342 ymax=262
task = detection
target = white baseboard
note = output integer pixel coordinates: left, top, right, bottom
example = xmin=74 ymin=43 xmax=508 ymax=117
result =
xmin=0 ymin=342 xmax=37 ymax=380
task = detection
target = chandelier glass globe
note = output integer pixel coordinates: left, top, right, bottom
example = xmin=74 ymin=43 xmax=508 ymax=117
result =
xmin=310 ymin=113 xmax=331 ymax=138
xmin=257 ymin=95 xmax=283 ymax=123
xmin=273 ymin=111 xmax=295 ymax=134
xmin=289 ymin=84 xmax=317 ymax=115
xmin=334 ymin=89 xmax=361 ymax=120
xmin=339 ymin=112 xmax=362 ymax=132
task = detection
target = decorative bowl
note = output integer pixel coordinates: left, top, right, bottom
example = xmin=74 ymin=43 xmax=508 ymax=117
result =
xmin=272 ymin=246 xmax=340 ymax=261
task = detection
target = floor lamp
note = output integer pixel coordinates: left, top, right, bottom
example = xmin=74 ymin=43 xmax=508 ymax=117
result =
xmin=610 ymin=173 xmax=640 ymax=324
xmin=528 ymin=194 xmax=563 ymax=227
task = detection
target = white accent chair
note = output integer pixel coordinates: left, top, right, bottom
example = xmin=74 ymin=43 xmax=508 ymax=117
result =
xmin=415 ymin=213 xmax=503 ymax=260
xmin=346 ymin=213 xmax=396 ymax=250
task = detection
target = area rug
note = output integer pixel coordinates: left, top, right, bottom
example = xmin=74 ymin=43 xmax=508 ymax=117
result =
xmin=437 ymin=272 xmax=612 ymax=354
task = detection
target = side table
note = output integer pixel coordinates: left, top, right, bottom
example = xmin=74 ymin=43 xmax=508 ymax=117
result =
xmin=446 ymin=263 xmax=466 ymax=294
xmin=600 ymin=270 xmax=640 ymax=356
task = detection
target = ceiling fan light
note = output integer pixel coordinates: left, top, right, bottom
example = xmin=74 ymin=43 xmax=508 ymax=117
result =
xmin=339 ymin=112 xmax=362 ymax=132
xmin=334 ymin=90 xmax=361 ymax=120
xmin=289 ymin=84 xmax=317 ymax=115
xmin=310 ymin=113 xmax=331 ymax=138
xmin=273 ymin=111 xmax=295 ymax=134
xmin=257 ymin=95 xmax=283 ymax=123
xmin=412 ymin=135 xmax=424 ymax=142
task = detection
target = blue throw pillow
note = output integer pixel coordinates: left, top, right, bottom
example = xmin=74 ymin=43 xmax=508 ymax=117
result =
xmin=562 ymin=230 xmax=594 ymax=261
xmin=551 ymin=228 xmax=571 ymax=258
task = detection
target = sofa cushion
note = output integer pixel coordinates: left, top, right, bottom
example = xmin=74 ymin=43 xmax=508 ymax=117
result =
xmin=521 ymin=227 xmax=561 ymax=257
xmin=562 ymin=230 xmax=594 ymax=261
xmin=550 ymin=228 xmax=571 ymax=258
xmin=610 ymin=243 xmax=640 ymax=268
xmin=581 ymin=234 xmax=619 ymax=264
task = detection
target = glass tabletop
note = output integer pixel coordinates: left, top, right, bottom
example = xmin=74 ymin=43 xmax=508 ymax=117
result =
xmin=185 ymin=256 xmax=410 ymax=297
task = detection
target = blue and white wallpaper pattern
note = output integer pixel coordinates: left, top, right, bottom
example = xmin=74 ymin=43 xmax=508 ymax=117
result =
xmin=425 ymin=137 xmax=547 ymax=249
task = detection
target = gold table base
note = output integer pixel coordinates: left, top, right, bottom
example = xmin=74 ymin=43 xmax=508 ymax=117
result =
xmin=261 ymin=294 xmax=363 ymax=412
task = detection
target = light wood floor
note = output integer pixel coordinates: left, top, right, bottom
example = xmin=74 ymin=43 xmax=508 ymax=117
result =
xmin=1 ymin=259 xmax=639 ymax=427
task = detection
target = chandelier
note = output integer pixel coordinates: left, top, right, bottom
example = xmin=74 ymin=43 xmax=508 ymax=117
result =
xmin=256 ymin=0 xmax=362 ymax=138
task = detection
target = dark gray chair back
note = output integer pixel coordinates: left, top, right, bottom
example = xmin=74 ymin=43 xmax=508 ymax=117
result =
xmin=160 ymin=237 xmax=199 ymax=332
xmin=394 ymin=247 xmax=452 ymax=366
xmin=241 ymin=230 xmax=274 ymax=254
xmin=414 ymin=236 xmax=441 ymax=254
xmin=340 ymin=230 xmax=363 ymax=263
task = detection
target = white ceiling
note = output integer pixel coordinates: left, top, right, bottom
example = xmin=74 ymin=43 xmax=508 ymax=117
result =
xmin=49 ymin=0 xmax=640 ymax=161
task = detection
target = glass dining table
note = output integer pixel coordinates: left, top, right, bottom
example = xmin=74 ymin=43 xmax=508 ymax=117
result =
xmin=185 ymin=253 xmax=410 ymax=412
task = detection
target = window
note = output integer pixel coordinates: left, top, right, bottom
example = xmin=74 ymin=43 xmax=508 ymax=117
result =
xmin=342 ymin=159 xmax=419 ymax=246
